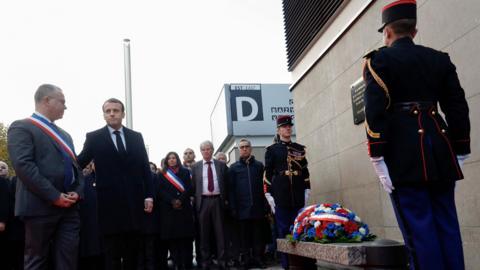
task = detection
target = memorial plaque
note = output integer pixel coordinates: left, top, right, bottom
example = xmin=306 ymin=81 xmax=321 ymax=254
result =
xmin=351 ymin=78 xmax=366 ymax=125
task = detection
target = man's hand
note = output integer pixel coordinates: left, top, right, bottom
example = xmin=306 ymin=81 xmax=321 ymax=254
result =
xmin=265 ymin=192 xmax=276 ymax=214
xmin=67 ymin=192 xmax=80 ymax=202
xmin=0 ymin=222 xmax=5 ymax=232
xmin=53 ymin=193 xmax=76 ymax=208
xmin=144 ymin=198 xmax=154 ymax=213
xmin=171 ymin=199 xmax=182 ymax=210
xmin=370 ymin=157 xmax=394 ymax=194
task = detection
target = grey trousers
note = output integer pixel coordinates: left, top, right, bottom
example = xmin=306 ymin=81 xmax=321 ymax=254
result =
xmin=23 ymin=209 xmax=80 ymax=270
xmin=197 ymin=196 xmax=225 ymax=267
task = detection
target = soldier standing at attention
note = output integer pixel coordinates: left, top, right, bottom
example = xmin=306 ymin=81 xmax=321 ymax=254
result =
xmin=364 ymin=1 xmax=470 ymax=269
xmin=264 ymin=115 xmax=311 ymax=269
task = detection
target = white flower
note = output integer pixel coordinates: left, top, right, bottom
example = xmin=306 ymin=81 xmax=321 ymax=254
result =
xmin=354 ymin=216 xmax=361 ymax=222
xmin=334 ymin=222 xmax=341 ymax=226
xmin=359 ymin=228 xmax=366 ymax=235
xmin=314 ymin=221 xmax=321 ymax=228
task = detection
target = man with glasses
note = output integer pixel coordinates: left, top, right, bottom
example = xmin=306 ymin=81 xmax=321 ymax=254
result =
xmin=228 ymin=139 xmax=268 ymax=269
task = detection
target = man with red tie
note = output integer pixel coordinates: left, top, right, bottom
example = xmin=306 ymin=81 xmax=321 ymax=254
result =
xmin=191 ymin=140 xmax=229 ymax=270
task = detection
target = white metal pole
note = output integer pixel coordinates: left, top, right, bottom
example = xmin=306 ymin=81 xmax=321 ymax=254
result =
xmin=123 ymin=38 xmax=133 ymax=129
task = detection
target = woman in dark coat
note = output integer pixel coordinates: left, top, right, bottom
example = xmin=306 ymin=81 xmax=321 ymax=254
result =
xmin=157 ymin=152 xmax=195 ymax=270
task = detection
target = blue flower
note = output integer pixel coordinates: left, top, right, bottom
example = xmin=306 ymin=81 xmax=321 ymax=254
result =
xmin=347 ymin=213 xmax=356 ymax=220
xmin=307 ymin=228 xmax=315 ymax=237
xmin=361 ymin=224 xmax=370 ymax=235
xmin=331 ymin=203 xmax=340 ymax=210
xmin=327 ymin=223 xmax=336 ymax=230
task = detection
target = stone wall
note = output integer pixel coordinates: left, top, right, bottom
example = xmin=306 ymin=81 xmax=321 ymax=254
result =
xmin=291 ymin=0 xmax=480 ymax=268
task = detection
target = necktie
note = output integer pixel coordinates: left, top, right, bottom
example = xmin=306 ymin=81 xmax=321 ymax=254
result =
xmin=113 ymin=130 xmax=127 ymax=155
xmin=207 ymin=161 xmax=214 ymax=192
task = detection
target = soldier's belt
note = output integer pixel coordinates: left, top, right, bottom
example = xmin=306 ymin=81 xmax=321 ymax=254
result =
xmin=393 ymin=101 xmax=437 ymax=112
xmin=277 ymin=170 xmax=301 ymax=176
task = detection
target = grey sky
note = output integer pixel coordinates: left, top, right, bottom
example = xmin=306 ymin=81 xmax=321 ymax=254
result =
xmin=0 ymin=0 xmax=291 ymax=164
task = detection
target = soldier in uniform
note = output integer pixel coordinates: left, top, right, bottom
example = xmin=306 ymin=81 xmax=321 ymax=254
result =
xmin=364 ymin=1 xmax=470 ymax=269
xmin=264 ymin=115 xmax=311 ymax=269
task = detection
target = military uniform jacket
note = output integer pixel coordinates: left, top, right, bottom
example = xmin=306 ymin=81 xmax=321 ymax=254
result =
xmin=364 ymin=37 xmax=470 ymax=185
xmin=264 ymin=140 xmax=310 ymax=208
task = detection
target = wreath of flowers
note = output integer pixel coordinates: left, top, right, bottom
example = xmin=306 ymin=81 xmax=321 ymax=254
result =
xmin=288 ymin=203 xmax=376 ymax=243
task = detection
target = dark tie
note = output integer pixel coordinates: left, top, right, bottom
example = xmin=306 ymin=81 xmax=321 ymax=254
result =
xmin=207 ymin=161 xmax=214 ymax=192
xmin=113 ymin=130 xmax=127 ymax=155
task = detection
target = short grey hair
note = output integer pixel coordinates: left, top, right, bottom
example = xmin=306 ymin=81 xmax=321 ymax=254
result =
xmin=34 ymin=84 xmax=62 ymax=104
xmin=215 ymin=152 xmax=227 ymax=159
xmin=238 ymin=138 xmax=251 ymax=146
xmin=200 ymin=140 xmax=214 ymax=151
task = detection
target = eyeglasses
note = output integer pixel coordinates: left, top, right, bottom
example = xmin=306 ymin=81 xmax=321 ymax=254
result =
xmin=184 ymin=152 xmax=193 ymax=155
xmin=239 ymin=145 xmax=251 ymax=149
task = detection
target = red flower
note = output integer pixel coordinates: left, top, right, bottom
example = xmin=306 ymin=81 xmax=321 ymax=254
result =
xmin=344 ymin=221 xmax=359 ymax=234
xmin=336 ymin=208 xmax=349 ymax=215
xmin=323 ymin=203 xmax=332 ymax=208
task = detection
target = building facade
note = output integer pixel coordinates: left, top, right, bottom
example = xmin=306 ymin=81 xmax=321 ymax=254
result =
xmin=210 ymin=83 xmax=295 ymax=165
xmin=282 ymin=0 xmax=480 ymax=268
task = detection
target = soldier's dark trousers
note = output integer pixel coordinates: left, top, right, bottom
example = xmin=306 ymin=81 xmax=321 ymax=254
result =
xmin=390 ymin=182 xmax=464 ymax=270
xmin=275 ymin=206 xmax=301 ymax=269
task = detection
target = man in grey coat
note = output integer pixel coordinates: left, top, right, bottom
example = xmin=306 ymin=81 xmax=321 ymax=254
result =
xmin=8 ymin=84 xmax=83 ymax=270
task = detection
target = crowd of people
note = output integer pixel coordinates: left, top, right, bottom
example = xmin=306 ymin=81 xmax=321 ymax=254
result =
xmin=0 ymin=1 xmax=474 ymax=270
xmin=0 ymin=84 xmax=310 ymax=270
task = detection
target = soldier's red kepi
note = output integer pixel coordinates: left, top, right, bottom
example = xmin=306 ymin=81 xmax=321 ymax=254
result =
xmin=276 ymin=115 xmax=293 ymax=127
xmin=378 ymin=0 xmax=417 ymax=33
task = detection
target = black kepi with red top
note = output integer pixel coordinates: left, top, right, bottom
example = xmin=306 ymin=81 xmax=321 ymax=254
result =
xmin=276 ymin=115 xmax=294 ymax=127
xmin=378 ymin=0 xmax=417 ymax=32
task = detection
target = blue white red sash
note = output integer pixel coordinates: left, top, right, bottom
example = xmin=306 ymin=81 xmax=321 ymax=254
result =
xmin=28 ymin=114 xmax=77 ymax=163
xmin=163 ymin=169 xmax=185 ymax=193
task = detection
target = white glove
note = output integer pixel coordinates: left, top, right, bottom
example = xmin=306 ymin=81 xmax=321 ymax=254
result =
xmin=370 ymin=157 xmax=394 ymax=194
xmin=457 ymin=154 xmax=470 ymax=169
xmin=304 ymin=189 xmax=311 ymax=206
xmin=265 ymin=192 xmax=276 ymax=214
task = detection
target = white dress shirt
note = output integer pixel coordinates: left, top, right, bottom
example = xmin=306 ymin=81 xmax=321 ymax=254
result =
xmin=202 ymin=159 xmax=220 ymax=195
xmin=34 ymin=111 xmax=53 ymax=124
xmin=107 ymin=126 xmax=127 ymax=151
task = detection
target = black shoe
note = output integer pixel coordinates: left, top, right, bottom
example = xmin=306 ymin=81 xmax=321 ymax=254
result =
xmin=250 ymin=259 xmax=266 ymax=269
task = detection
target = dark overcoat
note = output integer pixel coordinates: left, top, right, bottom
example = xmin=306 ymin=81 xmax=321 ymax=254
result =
xmin=77 ymin=126 xmax=153 ymax=234
xmin=157 ymin=167 xmax=194 ymax=239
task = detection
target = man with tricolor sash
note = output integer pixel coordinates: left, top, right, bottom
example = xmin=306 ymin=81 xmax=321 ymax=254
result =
xmin=8 ymin=84 xmax=83 ymax=270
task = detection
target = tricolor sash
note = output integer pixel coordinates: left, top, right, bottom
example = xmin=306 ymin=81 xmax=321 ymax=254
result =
xmin=163 ymin=169 xmax=185 ymax=193
xmin=28 ymin=114 xmax=77 ymax=163
xmin=28 ymin=114 xmax=78 ymax=191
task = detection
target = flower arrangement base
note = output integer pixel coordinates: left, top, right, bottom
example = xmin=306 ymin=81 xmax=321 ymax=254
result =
xmin=277 ymin=238 xmax=407 ymax=269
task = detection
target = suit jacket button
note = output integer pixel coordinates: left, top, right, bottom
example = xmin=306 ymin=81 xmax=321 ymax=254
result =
xmin=418 ymin=129 xmax=424 ymax=134
xmin=441 ymin=129 xmax=446 ymax=133
xmin=413 ymin=110 xmax=419 ymax=114
xmin=432 ymin=111 xmax=436 ymax=115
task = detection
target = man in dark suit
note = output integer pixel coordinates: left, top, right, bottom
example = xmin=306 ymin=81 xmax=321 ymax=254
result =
xmin=191 ymin=140 xmax=229 ymax=270
xmin=77 ymin=98 xmax=154 ymax=270
xmin=364 ymin=1 xmax=470 ymax=269
xmin=7 ymin=84 xmax=83 ymax=270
